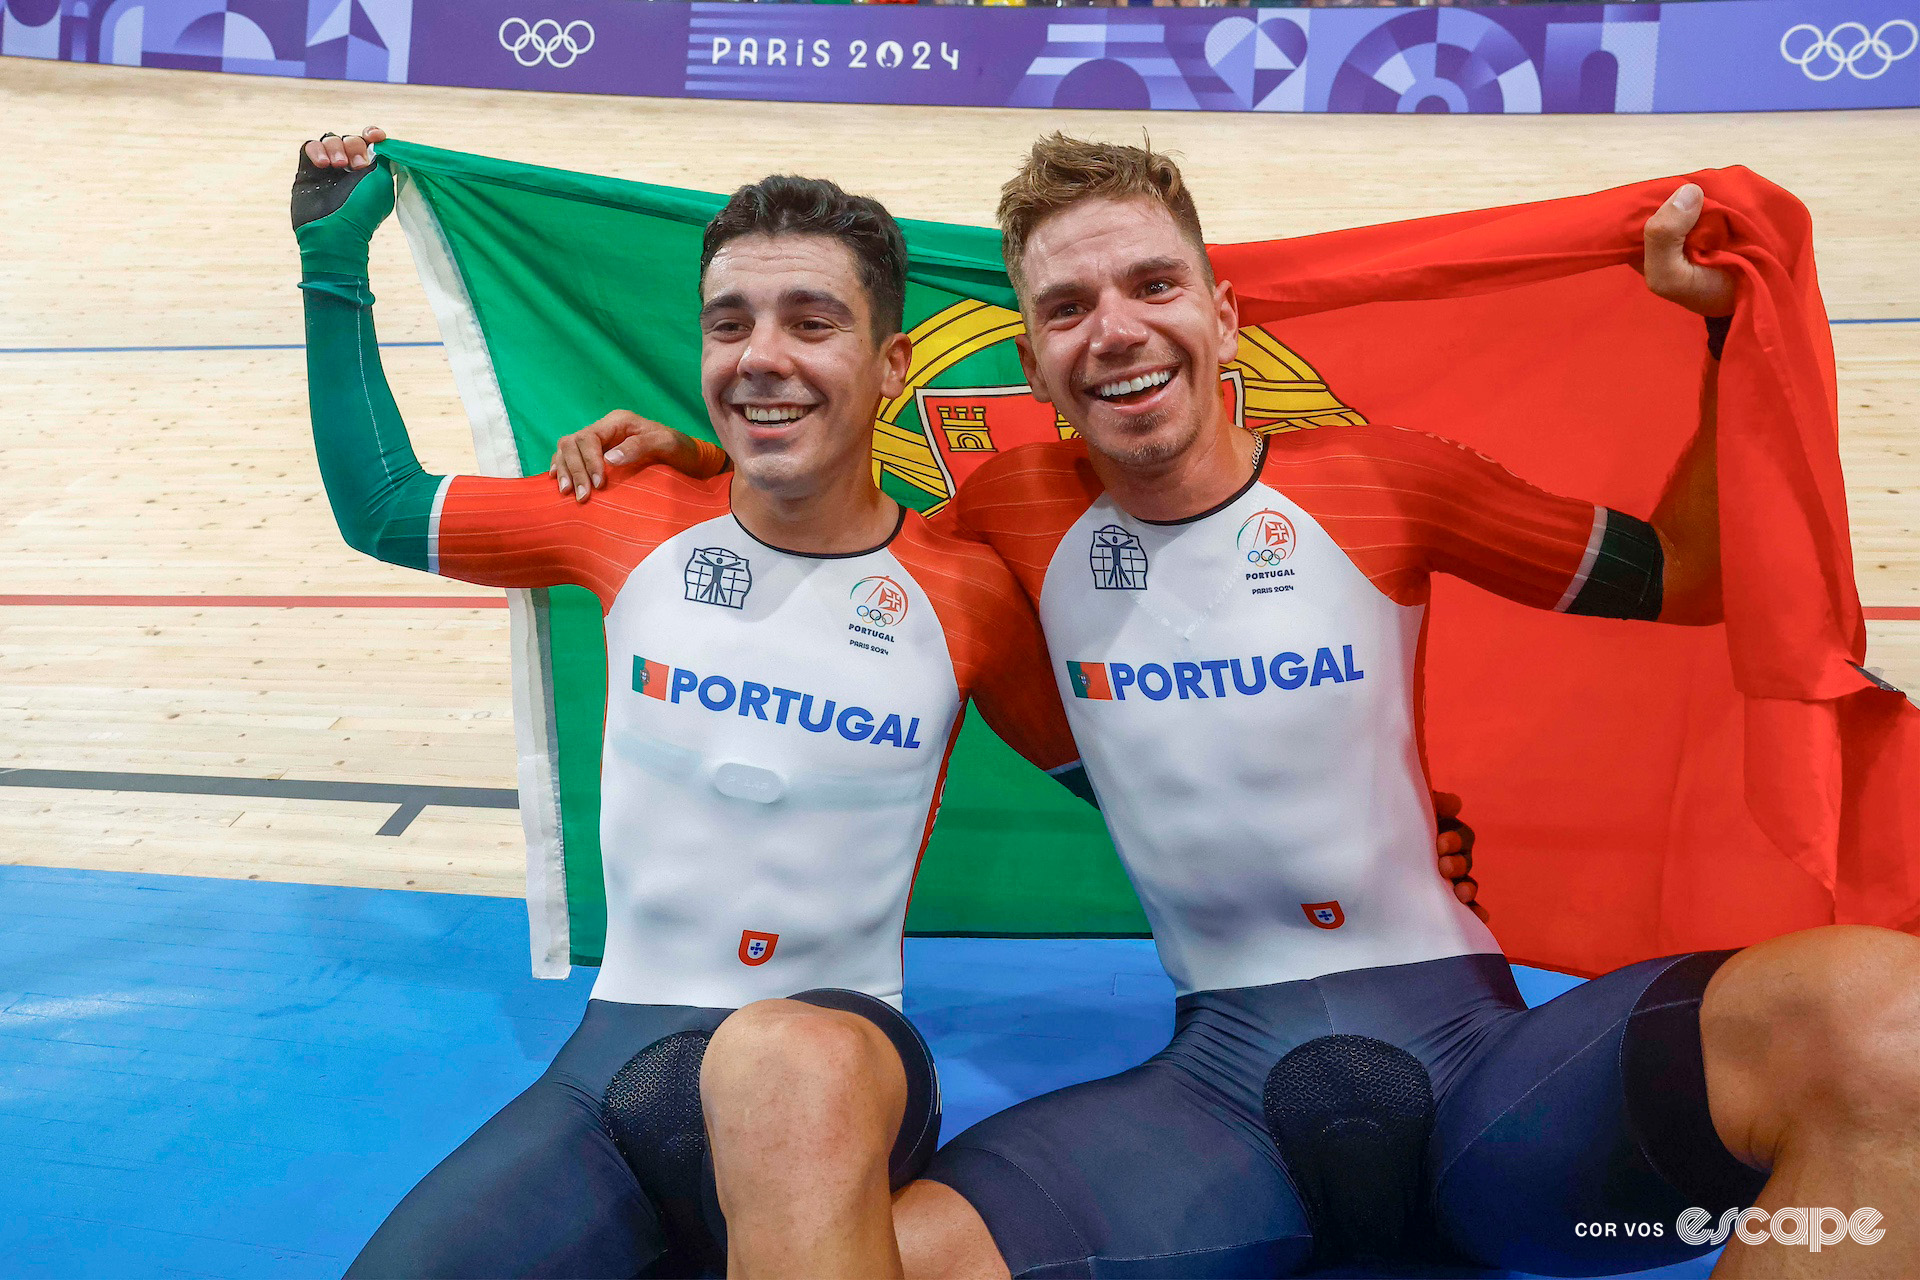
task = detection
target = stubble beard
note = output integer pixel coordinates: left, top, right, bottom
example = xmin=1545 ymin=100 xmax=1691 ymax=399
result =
xmin=732 ymin=441 xmax=815 ymax=500
xmin=1090 ymin=405 xmax=1203 ymax=471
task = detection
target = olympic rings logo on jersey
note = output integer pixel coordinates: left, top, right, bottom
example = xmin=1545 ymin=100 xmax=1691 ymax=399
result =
xmin=850 ymin=575 xmax=909 ymax=629
xmin=499 ymin=17 xmax=596 ymax=69
xmin=1236 ymin=509 xmax=1297 ymax=565
xmin=1780 ymin=20 xmax=1916 ymax=81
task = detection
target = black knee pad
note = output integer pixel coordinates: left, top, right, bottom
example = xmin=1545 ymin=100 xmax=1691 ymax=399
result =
xmin=603 ymin=1030 xmax=724 ymax=1275
xmin=1263 ymin=1034 xmax=1435 ymax=1265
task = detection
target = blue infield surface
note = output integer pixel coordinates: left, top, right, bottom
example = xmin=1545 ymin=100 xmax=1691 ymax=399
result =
xmin=0 ymin=866 xmax=1718 ymax=1279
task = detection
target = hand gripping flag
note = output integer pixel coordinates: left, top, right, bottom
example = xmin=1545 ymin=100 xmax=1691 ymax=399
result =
xmin=379 ymin=139 xmax=1919 ymax=978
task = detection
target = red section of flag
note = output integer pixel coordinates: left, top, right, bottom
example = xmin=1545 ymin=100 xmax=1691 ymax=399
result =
xmin=1209 ymin=168 xmax=1920 ymax=973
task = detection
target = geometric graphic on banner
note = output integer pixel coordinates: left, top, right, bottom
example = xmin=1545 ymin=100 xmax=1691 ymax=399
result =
xmin=1009 ymin=17 xmax=1208 ymax=111
xmin=140 ymin=0 xmax=306 ymax=75
xmin=2 ymin=0 xmax=62 ymax=59
xmin=1203 ymin=13 xmax=1309 ymax=111
xmin=1329 ymin=7 xmax=1541 ymax=114
xmin=306 ymin=0 xmax=410 ymax=83
xmin=1541 ymin=7 xmax=1659 ymax=113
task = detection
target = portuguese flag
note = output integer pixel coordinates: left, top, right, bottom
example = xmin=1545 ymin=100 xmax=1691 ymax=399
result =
xmin=1066 ymin=662 xmax=1114 ymax=702
xmin=379 ymin=140 xmax=1919 ymax=980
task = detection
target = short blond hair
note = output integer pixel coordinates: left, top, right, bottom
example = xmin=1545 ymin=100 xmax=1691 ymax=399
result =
xmin=996 ymin=133 xmax=1212 ymax=296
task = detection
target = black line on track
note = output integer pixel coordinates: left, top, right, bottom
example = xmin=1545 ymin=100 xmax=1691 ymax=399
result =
xmin=0 ymin=767 xmax=515 ymax=837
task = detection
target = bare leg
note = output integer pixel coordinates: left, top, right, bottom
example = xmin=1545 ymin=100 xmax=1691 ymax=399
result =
xmin=701 ymin=999 xmax=908 ymax=1279
xmin=1702 ymin=926 xmax=1920 ymax=1277
xmin=895 ymin=1179 xmax=1012 ymax=1280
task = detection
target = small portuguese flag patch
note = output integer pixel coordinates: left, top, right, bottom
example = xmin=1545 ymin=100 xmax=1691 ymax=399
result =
xmin=1067 ymin=661 xmax=1114 ymax=701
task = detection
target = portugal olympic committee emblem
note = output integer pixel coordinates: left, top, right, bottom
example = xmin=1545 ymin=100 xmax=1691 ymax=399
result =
xmin=499 ymin=17 xmax=596 ymax=69
xmin=1237 ymin=509 xmax=1297 ymax=565
xmin=851 ymin=575 xmax=910 ymax=628
xmin=1302 ymin=901 xmax=1346 ymax=930
xmin=738 ymin=930 xmax=779 ymax=966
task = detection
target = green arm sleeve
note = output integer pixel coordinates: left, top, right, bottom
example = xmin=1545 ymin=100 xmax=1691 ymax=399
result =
xmin=299 ymin=272 xmax=444 ymax=573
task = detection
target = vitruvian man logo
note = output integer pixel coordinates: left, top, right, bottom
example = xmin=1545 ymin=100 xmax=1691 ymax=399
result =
xmin=684 ymin=547 xmax=752 ymax=609
xmin=1089 ymin=525 xmax=1149 ymax=590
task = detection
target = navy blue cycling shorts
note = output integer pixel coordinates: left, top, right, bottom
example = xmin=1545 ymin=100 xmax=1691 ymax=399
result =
xmin=347 ymin=989 xmax=938 ymax=1280
xmin=926 ymin=950 xmax=1768 ymax=1279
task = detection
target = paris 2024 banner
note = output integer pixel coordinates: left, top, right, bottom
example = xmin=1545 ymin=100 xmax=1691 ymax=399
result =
xmin=2 ymin=0 xmax=1916 ymax=115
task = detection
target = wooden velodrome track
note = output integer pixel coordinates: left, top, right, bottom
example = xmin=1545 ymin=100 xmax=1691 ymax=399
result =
xmin=3 ymin=57 xmax=1915 ymax=901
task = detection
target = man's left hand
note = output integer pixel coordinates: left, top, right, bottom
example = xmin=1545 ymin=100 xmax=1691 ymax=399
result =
xmin=1641 ymin=183 xmax=1736 ymax=317
xmin=1433 ymin=790 xmax=1487 ymax=924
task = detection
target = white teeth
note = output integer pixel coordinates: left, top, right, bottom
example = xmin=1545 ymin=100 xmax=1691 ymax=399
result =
xmin=741 ymin=406 xmax=810 ymax=424
xmin=1094 ymin=370 xmax=1172 ymax=400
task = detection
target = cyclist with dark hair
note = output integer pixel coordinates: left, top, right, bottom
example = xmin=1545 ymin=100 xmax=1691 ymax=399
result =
xmin=294 ymin=127 xmax=1086 ymax=1279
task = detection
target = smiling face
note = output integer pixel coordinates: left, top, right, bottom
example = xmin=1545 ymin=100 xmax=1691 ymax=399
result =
xmin=699 ymin=232 xmax=910 ymax=499
xmin=1014 ymin=196 xmax=1241 ymax=470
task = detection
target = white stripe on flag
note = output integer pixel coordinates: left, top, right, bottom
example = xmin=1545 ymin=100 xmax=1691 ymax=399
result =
xmin=394 ymin=171 xmax=572 ymax=980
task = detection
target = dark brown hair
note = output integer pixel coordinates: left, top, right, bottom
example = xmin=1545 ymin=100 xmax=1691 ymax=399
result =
xmin=700 ymin=175 xmax=908 ymax=342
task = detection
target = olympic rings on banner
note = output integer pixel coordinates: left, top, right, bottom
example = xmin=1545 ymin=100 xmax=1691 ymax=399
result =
xmin=1780 ymin=20 xmax=1916 ymax=82
xmin=1246 ymin=549 xmax=1289 ymax=566
xmin=856 ymin=606 xmax=900 ymax=625
xmin=499 ymin=17 xmax=597 ymax=69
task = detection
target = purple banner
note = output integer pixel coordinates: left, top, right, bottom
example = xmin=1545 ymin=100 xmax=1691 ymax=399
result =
xmin=1654 ymin=0 xmax=1918 ymax=111
xmin=4 ymin=0 xmax=1915 ymax=114
xmin=411 ymin=0 xmax=687 ymax=97
xmin=686 ymin=5 xmax=1022 ymax=108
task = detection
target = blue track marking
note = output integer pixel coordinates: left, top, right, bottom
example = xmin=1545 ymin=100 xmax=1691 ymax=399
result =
xmin=0 ymin=866 xmax=1712 ymax=1279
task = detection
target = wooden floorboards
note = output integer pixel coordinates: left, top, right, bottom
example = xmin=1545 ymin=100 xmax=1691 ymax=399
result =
xmin=3 ymin=57 xmax=1914 ymax=893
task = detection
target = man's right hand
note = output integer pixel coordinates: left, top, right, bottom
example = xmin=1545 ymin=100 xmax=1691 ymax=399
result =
xmin=550 ymin=412 xmax=711 ymax=503
xmin=303 ymin=126 xmax=387 ymax=173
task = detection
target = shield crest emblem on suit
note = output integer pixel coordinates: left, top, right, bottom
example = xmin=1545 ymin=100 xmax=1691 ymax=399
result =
xmin=1302 ymin=901 xmax=1346 ymax=930
xmin=738 ymin=930 xmax=779 ymax=965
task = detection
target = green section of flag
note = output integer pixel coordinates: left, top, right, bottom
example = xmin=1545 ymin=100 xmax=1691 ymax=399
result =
xmin=382 ymin=140 xmax=1149 ymax=963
